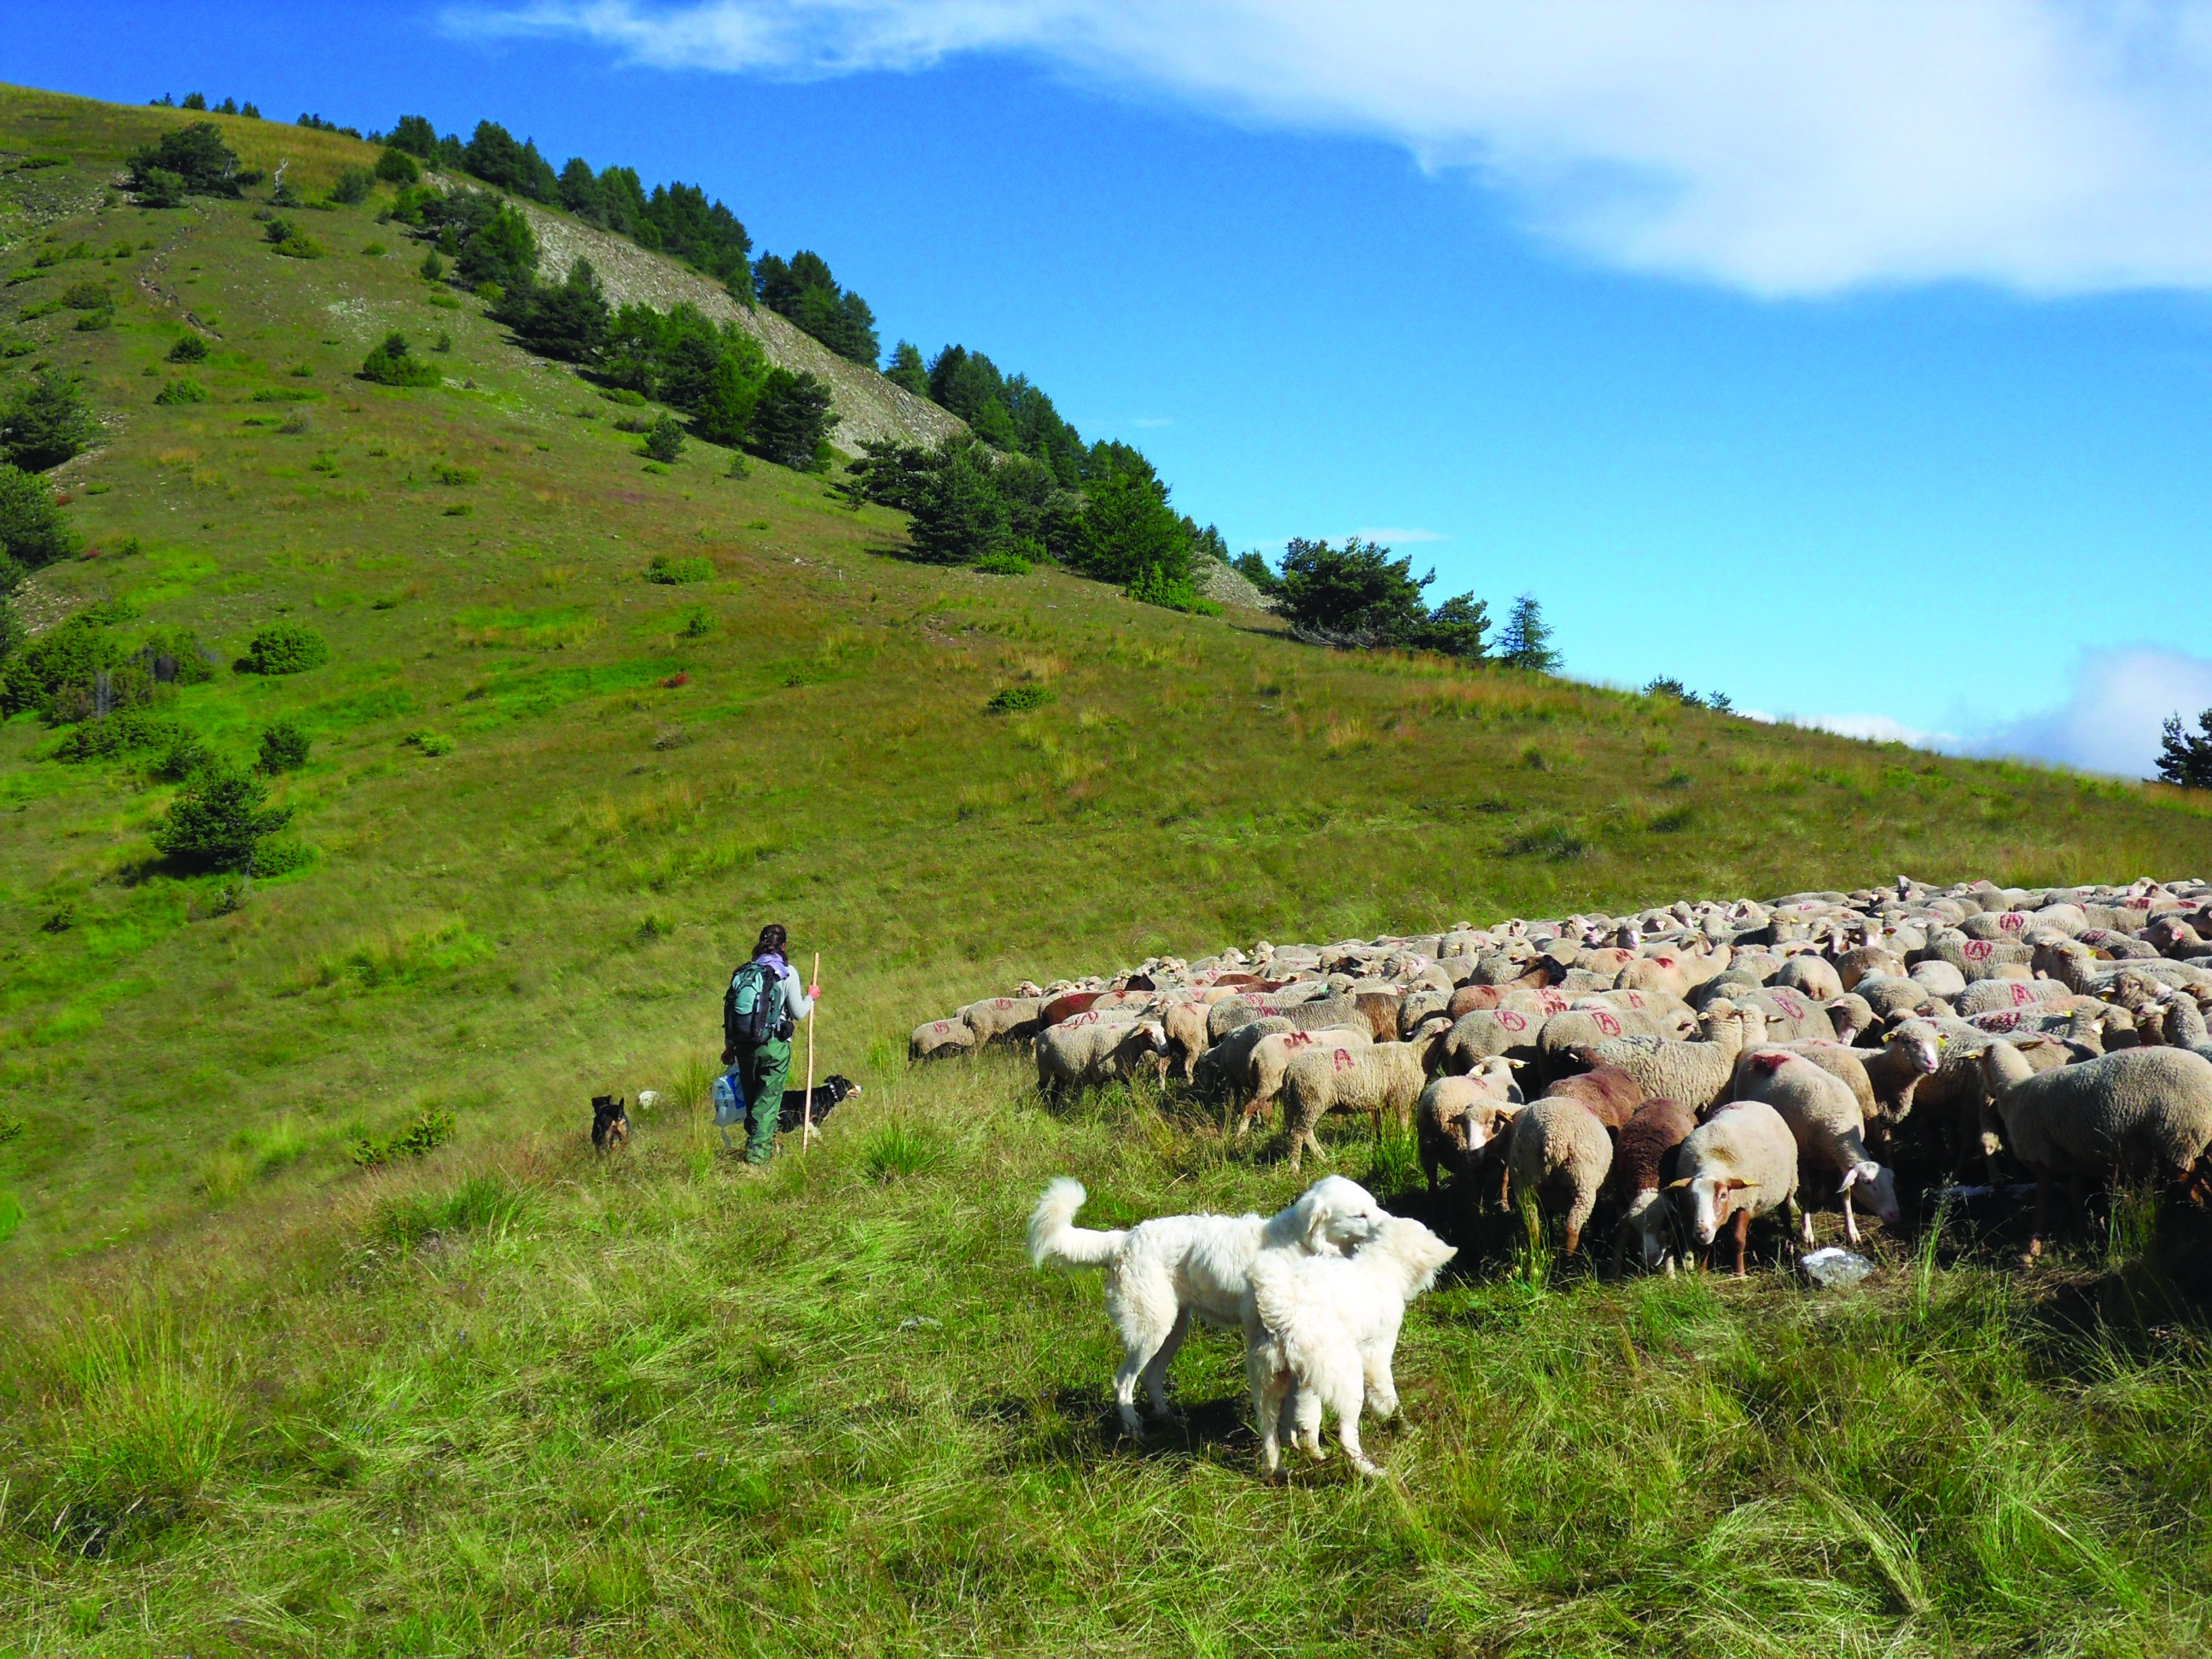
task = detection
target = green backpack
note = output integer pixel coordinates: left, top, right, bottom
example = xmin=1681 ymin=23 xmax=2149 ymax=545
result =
xmin=724 ymin=959 xmax=790 ymax=1048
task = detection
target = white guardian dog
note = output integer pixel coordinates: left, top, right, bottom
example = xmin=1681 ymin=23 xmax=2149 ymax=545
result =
xmin=1027 ymin=1175 xmax=1388 ymax=1436
xmin=1244 ymin=1212 xmax=1457 ymax=1477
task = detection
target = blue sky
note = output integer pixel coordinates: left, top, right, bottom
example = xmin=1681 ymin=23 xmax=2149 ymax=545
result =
xmin=18 ymin=2 xmax=2212 ymax=774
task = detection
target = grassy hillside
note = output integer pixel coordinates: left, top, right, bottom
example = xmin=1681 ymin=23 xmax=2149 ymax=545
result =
xmin=4 ymin=84 xmax=2212 ymax=1657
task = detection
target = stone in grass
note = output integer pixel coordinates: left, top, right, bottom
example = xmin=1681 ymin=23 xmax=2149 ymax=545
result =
xmin=1798 ymin=1247 xmax=1873 ymax=1290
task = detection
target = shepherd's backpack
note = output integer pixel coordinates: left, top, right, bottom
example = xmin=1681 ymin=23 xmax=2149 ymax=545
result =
xmin=724 ymin=959 xmax=791 ymax=1047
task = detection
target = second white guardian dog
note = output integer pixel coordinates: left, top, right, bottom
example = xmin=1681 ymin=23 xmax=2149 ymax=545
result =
xmin=1244 ymin=1212 xmax=1457 ymax=1476
xmin=1027 ymin=1175 xmax=1388 ymax=1435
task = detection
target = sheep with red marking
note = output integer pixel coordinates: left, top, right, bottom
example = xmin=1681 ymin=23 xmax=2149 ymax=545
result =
xmin=1731 ymin=1049 xmax=1901 ymax=1246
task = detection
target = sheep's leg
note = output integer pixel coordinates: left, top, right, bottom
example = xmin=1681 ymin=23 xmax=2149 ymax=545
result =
xmin=1842 ymin=1185 xmax=1861 ymax=1248
xmin=1729 ymin=1208 xmax=1750 ymax=1278
xmin=1144 ymin=1307 xmax=1192 ymax=1424
xmin=1792 ymin=1196 xmax=1813 ymax=1247
xmin=1610 ymin=1220 xmax=1630 ymax=1278
xmin=1563 ymin=1218 xmax=1582 ymax=1257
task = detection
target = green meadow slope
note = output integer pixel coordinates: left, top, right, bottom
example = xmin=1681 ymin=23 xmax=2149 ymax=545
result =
xmin=4 ymin=84 xmax=2212 ymax=1658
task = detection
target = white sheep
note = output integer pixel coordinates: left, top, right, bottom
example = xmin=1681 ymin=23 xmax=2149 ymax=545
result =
xmin=1980 ymin=1041 xmax=2212 ymax=1259
xmin=1668 ymin=1102 xmax=1802 ymax=1277
xmin=1505 ymin=1096 xmax=1614 ymax=1256
xmin=1279 ymin=1038 xmax=1436 ymax=1170
xmin=1414 ymin=1059 xmax=1525 ymax=1193
xmin=1731 ymin=1049 xmax=1900 ymax=1246
xmin=1243 ymin=1024 xmax=1375 ymax=1130
xmin=1034 ymin=1020 xmax=1167 ymax=1104
xmin=910 ymin=1017 xmax=978 ymax=1062
xmin=1580 ymin=1004 xmax=1767 ymax=1115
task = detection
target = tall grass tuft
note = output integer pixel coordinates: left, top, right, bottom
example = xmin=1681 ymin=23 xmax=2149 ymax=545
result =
xmin=858 ymin=1121 xmax=942 ymax=1183
xmin=44 ymin=1316 xmax=236 ymax=1552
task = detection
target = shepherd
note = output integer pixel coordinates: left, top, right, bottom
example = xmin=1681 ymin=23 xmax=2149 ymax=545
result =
xmin=721 ymin=923 xmax=822 ymax=1167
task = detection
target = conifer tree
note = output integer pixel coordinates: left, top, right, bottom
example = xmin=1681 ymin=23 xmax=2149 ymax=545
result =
xmin=1498 ymin=592 xmax=1560 ymax=672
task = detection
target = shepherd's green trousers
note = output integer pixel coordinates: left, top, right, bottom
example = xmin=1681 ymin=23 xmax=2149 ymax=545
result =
xmin=733 ymin=1037 xmax=791 ymax=1164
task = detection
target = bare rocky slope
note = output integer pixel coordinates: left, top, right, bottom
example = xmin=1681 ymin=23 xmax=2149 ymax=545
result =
xmin=509 ymin=189 xmax=964 ymax=457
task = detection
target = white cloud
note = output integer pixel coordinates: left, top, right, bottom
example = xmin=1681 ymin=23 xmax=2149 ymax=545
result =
xmin=457 ymin=0 xmax=2212 ymax=294
xmin=1732 ymin=709 xmax=1956 ymax=749
xmin=1972 ymin=645 xmax=2212 ymax=777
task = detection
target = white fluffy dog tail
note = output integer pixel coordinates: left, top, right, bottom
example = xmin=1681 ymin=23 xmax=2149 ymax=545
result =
xmin=1027 ymin=1178 xmax=1124 ymax=1270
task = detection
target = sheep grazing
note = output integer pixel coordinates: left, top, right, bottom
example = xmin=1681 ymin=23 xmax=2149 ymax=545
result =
xmin=960 ymin=995 xmax=1044 ymax=1049
xmin=1731 ymin=1050 xmax=1900 ymax=1246
xmin=1980 ymin=1042 xmax=2212 ymax=1259
xmin=1279 ymin=1039 xmax=1435 ymax=1171
xmin=1243 ymin=1025 xmax=1375 ymax=1130
xmin=1583 ymin=1004 xmax=1766 ymax=1115
xmin=911 ymin=1017 xmax=978 ymax=1062
xmin=1607 ymin=1097 xmax=1699 ymax=1274
xmin=1161 ymin=999 xmax=1211 ymax=1083
xmin=1505 ymin=1097 xmax=1615 ymax=1256
xmin=1196 ymin=1016 xmax=1295 ymax=1102
xmin=1415 ymin=1060 xmax=1524 ymax=1193
xmin=1670 ymin=1102 xmax=1803 ymax=1277
xmin=1035 ymin=1020 xmax=1167 ymax=1105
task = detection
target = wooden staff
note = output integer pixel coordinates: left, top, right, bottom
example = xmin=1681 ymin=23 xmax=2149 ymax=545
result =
xmin=802 ymin=951 xmax=819 ymax=1154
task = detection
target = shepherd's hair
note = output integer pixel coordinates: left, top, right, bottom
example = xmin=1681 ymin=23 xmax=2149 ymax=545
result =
xmin=1027 ymin=1174 xmax=1387 ymax=1436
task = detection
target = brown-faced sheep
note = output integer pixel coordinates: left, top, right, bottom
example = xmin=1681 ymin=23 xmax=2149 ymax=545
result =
xmin=1669 ymin=1101 xmax=1803 ymax=1277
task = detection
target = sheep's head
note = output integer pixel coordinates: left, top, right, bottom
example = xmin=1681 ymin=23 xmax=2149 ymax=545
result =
xmin=1841 ymin=1161 xmax=1902 ymax=1227
xmin=1463 ymin=1099 xmax=1523 ymax=1156
xmin=1669 ymin=1173 xmax=1756 ymax=1245
xmin=1886 ymin=1020 xmax=1941 ymax=1077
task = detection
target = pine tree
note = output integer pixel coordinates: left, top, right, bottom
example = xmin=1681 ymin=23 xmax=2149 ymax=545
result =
xmin=151 ymin=760 xmax=292 ymax=872
xmin=905 ymin=440 xmax=1010 ymax=565
xmin=2157 ymin=710 xmax=2212 ymax=789
xmin=746 ymin=370 xmax=839 ymax=470
xmin=884 ymin=341 xmax=929 ymax=399
xmin=1 ymin=370 xmax=99 ymax=472
xmin=1498 ymin=593 xmax=1560 ymax=672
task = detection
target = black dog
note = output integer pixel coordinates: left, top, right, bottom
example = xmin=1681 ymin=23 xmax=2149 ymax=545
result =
xmin=591 ymin=1093 xmax=629 ymax=1152
xmin=777 ymin=1074 xmax=859 ymax=1136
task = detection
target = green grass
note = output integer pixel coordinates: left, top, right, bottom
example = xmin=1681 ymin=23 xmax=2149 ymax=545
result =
xmin=3 ymin=79 xmax=2212 ymax=1656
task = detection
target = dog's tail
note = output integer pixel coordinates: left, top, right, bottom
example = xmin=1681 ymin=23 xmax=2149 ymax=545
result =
xmin=1027 ymin=1178 xmax=1124 ymax=1270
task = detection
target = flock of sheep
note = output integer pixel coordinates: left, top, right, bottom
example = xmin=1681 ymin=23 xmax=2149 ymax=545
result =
xmin=915 ymin=875 xmax=2212 ymax=1272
